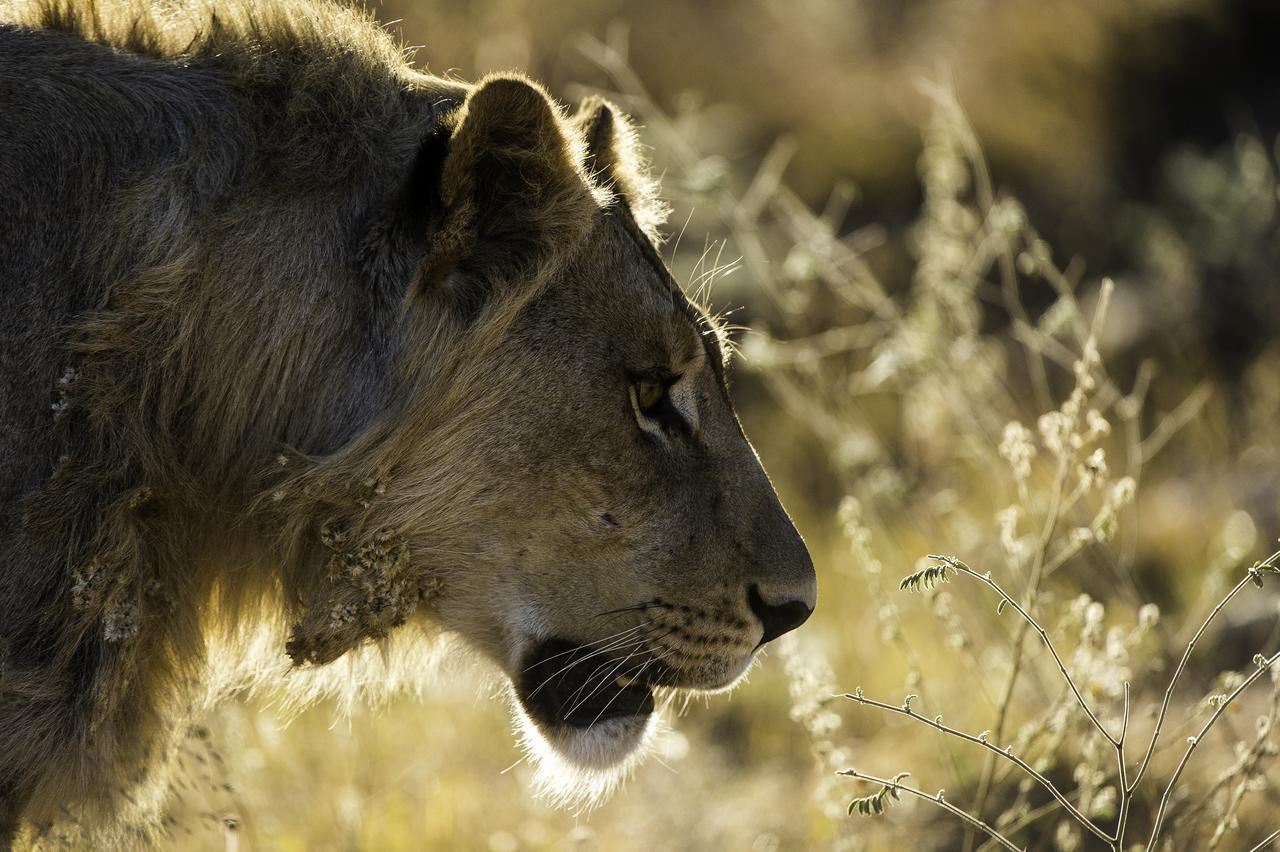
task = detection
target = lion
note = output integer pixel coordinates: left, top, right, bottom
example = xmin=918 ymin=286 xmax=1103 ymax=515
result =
xmin=0 ymin=0 xmax=817 ymax=843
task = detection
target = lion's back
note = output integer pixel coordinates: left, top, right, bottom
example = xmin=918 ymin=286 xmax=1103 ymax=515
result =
xmin=0 ymin=23 xmax=231 ymax=539
xmin=0 ymin=25 xmax=119 ymax=529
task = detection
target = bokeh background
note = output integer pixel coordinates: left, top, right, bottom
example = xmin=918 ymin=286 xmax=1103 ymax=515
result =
xmin=160 ymin=1 xmax=1280 ymax=849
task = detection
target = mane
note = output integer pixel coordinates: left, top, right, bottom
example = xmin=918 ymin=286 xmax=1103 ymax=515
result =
xmin=0 ymin=1 xmax=470 ymax=838
xmin=2 ymin=0 xmax=670 ymax=233
xmin=4 ymin=0 xmax=412 ymax=89
xmin=0 ymin=2 xmax=675 ymax=841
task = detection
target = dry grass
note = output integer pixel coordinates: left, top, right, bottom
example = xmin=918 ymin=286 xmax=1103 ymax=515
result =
xmin=31 ymin=24 xmax=1280 ymax=852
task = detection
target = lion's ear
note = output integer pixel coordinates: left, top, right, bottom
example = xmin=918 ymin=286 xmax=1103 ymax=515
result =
xmin=573 ymin=96 xmax=669 ymax=242
xmin=427 ymin=75 xmax=598 ymax=291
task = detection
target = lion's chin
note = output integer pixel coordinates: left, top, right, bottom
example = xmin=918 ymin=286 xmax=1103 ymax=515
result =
xmin=504 ymin=635 xmax=756 ymax=807
xmin=518 ymin=702 xmax=657 ymax=770
xmin=510 ymin=688 xmax=658 ymax=811
xmin=503 ymin=637 xmax=662 ymax=807
xmin=511 ymin=637 xmax=658 ymax=764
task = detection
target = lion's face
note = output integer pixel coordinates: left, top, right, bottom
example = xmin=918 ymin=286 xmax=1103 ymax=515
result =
xmin=433 ymin=210 xmax=815 ymax=769
xmin=355 ymin=77 xmax=814 ymax=775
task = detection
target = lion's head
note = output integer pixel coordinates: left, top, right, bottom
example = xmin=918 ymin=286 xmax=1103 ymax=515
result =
xmin=278 ymin=76 xmax=816 ymax=779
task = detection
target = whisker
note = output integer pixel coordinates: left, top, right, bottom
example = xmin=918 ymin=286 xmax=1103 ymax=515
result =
xmin=560 ymin=642 xmax=651 ymax=720
xmin=524 ymin=639 xmax=644 ymax=701
xmin=558 ymin=639 xmax=652 ymax=710
xmin=524 ymin=632 xmax=648 ymax=701
xmin=558 ymin=630 xmax=679 ymax=720
xmin=519 ymin=624 xmax=643 ymax=675
xmin=584 ymin=657 xmax=659 ymax=728
xmin=591 ymin=644 xmax=683 ymax=727
xmin=524 ymin=638 xmax=645 ymax=702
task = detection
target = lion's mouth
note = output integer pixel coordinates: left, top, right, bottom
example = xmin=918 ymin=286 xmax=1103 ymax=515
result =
xmin=515 ymin=638 xmax=657 ymax=729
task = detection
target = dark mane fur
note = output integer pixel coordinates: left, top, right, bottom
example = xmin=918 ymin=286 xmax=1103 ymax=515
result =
xmin=0 ymin=0 xmax=469 ymax=842
xmin=0 ymin=0 xmax=674 ymax=844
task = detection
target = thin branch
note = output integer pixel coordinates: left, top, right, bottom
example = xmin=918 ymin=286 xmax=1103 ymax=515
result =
xmin=1174 ymin=666 xmax=1280 ymax=839
xmin=837 ymin=769 xmax=1024 ymax=852
xmin=1208 ymin=775 xmax=1261 ymax=851
xmin=842 ymin=691 xmax=1112 ymax=845
xmin=929 ymin=556 xmax=1120 ymax=748
xmin=975 ymin=800 xmax=1062 ymax=852
xmin=1114 ymin=681 xmax=1132 ymax=849
xmin=968 ymin=452 xmax=1072 ymax=850
xmin=1247 ymin=829 xmax=1280 ymax=852
xmin=1138 ymin=382 xmax=1213 ymax=463
xmin=1146 ymin=651 xmax=1280 ymax=850
xmin=1120 ymin=681 xmax=1131 ymax=742
xmin=1129 ymin=551 xmax=1280 ymax=793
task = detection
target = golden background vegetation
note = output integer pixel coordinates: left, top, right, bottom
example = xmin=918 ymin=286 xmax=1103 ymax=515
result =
xmin=137 ymin=1 xmax=1280 ymax=849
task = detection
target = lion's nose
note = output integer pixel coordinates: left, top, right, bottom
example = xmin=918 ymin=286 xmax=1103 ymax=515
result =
xmin=748 ymin=584 xmax=813 ymax=645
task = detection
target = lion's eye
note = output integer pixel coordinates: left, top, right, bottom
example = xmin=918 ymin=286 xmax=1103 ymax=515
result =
xmin=630 ymin=370 xmax=689 ymax=437
xmin=635 ymin=377 xmax=665 ymax=412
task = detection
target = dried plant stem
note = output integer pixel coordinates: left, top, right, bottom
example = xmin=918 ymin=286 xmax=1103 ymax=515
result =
xmin=966 ymin=627 xmax=1029 ymax=852
xmin=1146 ymin=651 xmax=1280 ymax=850
xmin=975 ymin=800 xmax=1063 ymax=852
xmin=1176 ymin=670 xmax=1280 ymax=845
xmin=924 ymin=83 xmax=1052 ymax=414
xmin=1246 ymin=828 xmax=1280 ymax=852
xmin=933 ymin=553 xmax=1280 ymax=850
xmin=1128 ymin=550 xmax=1280 ymax=795
xmin=1138 ymin=382 xmax=1214 ymax=464
xmin=966 ymin=456 xmax=1070 ymax=851
xmin=934 ymin=554 xmax=1140 ymax=849
xmin=937 ymin=557 xmax=1119 ymax=748
xmin=1113 ymin=681 xmax=1133 ymax=847
xmin=843 ymin=692 xmax=1112 ymax=845
xmin=896 ymin=547 xmax=1280 ymax=848
xmin=837 ymin=770 xmax=1023 ymax=852
xmin=1207 ymin=775 xmax=1261 ymax=851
